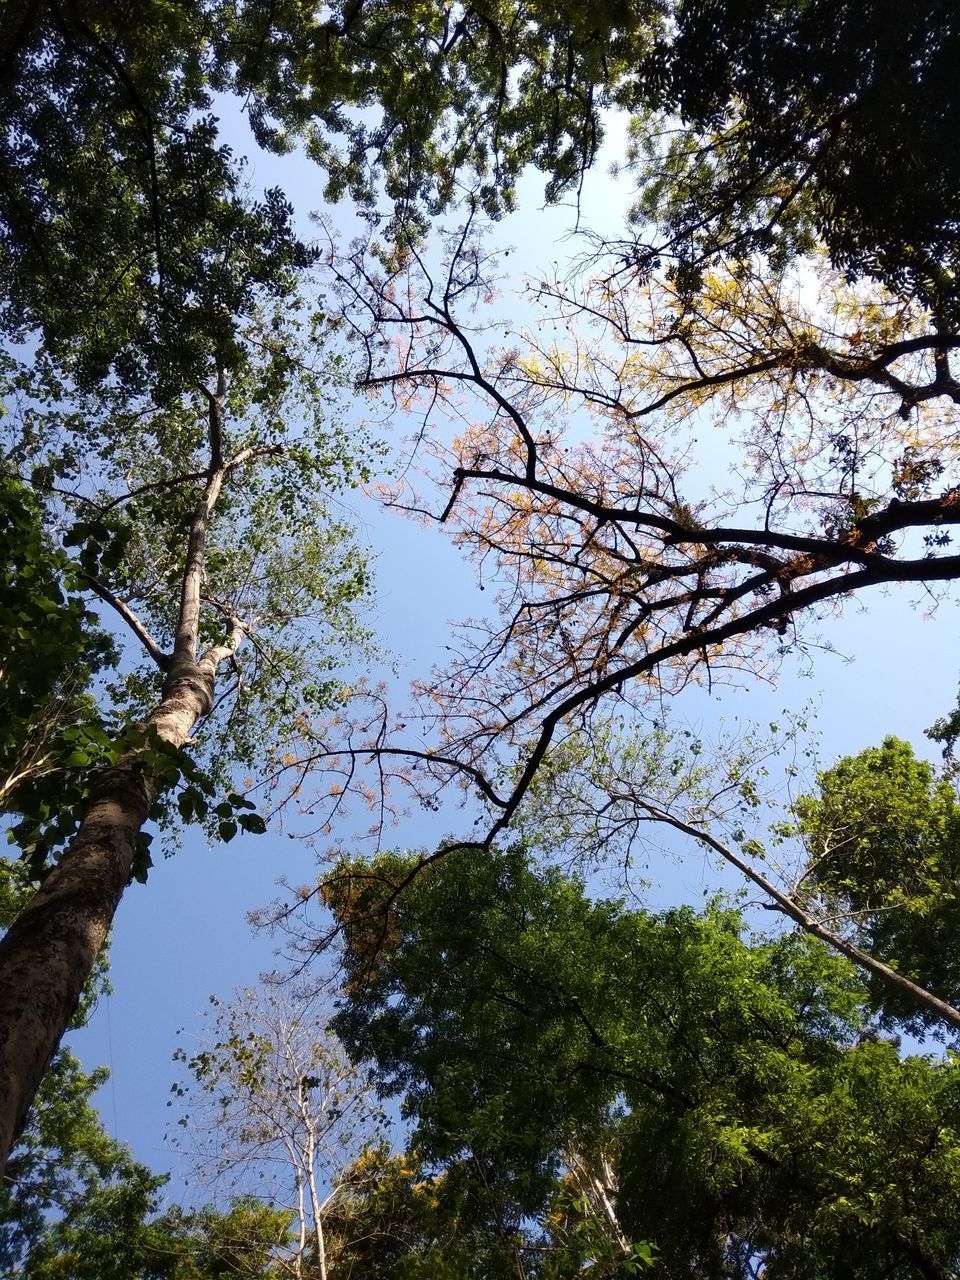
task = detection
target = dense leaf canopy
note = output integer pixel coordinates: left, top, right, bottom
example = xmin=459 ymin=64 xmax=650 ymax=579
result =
xmin=633 ymin=0 xmax=960 ymax=318
xmin=797 ymin=737 xmax=960 ymax=1034
xmin=327 ymin=847 xmax=960 ymax=1279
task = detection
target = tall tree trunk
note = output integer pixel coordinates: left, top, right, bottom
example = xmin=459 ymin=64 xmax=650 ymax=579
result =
xmin=0 ymin=658 xmax=222 ymax=1168
xmin=0 ymin=373 xmax=259 ymax=1170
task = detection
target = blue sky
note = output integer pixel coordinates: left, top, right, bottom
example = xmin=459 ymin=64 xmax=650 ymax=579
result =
xmin=68 ymin=105 xmax=960 ymax=1200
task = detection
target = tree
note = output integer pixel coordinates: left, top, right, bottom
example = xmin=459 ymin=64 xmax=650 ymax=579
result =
xmin=170 ymin=986 xmax=386 ymax=1280
xmin=168 ymin=981 xmax=653 ymax=1279
xmin=0 ymin=0 xmax=671 ymax=1174
xmin=275 ymin=221 xmax=960 ymax=884
xmin=214 ymin=0 xmax=664 ymax=227
xmin=5 ymin=0 xmax=960 ymax=1189
xmin=793 ymin=736 xmax=960 ymax=1035
xmin=25 ymin=1195 xmax=295 ymax=1280
xmin=473 ymin=713 xmax=960 ymax=1038
xmin=320 ymin=1145 xmax=513 ymax=1280
xmin=320 ymin=1142 xmax=651 ymax=1279
xmin=324 ymin=844 xmax=960 ymax=1279
xmin=228 ymin=0 xmax=960 ymax=906
xmin=1 ymin=1046 xmax=168 ymax=1279
xmin=223 ymin=0 xmax=960 ymax=314
xmin=0 ymin=851 xmax=130 ymax=1273
xmin=0 ymin=303 xmax=372 ymax=1174
xmin=0 ymin=868 xmax=293 ymax=1279
xmin=0 ymin=136 xmax=375 ymax=1172
xmin=12 ymin=1172 xmax=295 ymax=1280
xmin=9 ymin=2 xmax=955 ymax=331
xmin=1 ymin=1008 xmax=295 ymax=1278
xmin=0 ymin=0 xmax=668 ymax=334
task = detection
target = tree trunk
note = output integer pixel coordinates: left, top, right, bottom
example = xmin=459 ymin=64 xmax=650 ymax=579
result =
xmin=0 ymin=660 xmax=217 ymax=1170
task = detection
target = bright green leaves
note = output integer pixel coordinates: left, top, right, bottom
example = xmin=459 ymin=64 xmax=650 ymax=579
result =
xmin=796 ymin=736 xmax=960 ymax=912
xmin=324 ymin=844 xmax=960 ymax=1277
xmin=796 ymin=737 xmax=960 ymax=1032
xmin=0 ymin=476 xmax=118 ymax=878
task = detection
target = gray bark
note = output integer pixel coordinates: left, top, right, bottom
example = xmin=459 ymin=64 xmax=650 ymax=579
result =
xmin=0 ymin=659 xmax=221 ymax=1167
xmin=0 ymin=376 xmax=261 ymax=1170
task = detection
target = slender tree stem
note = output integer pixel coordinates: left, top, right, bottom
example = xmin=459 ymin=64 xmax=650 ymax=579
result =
xmin=641 ymin=803 xmax=960 ymax=1034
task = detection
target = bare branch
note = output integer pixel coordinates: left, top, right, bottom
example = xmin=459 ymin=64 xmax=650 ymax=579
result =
xmin=80 ymin=572 xmax=169 ymax=669
xmin=633 ymin=801 xmax=960 ymax=1035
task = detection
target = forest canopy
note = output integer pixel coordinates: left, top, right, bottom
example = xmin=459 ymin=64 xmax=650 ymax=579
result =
xmin=2 ymin=2 xmax=960 ymax=1276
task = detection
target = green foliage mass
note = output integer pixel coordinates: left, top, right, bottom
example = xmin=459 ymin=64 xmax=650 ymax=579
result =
xmin=324 ymin=1134 xmax=658 ymax=1277
xmin=0 ymin=0 xmax=661 ymax=377
xmin=0 ymin=0 xmax=314 ymax=400
xmin=327 ymin=845 xmax=960 ymax=1279
xmin=631 ymin=0 xmax=960 ymax=318
xmin=0 ymin=60 xmax=378 ymax=870
xmin=8 ymin=1 xmax=951 ymax=331
xmin=224 ymin=0 xmax=663 ymax=223
xmin=796 ymin=736 xmax=960 ymax=1034
xmin=22 ymin=1195 xmax=292 ymax=1280
xmin=226 ymin=0 xmax=960 ymax=313
xmin=323 ymin=1144 xmax=528 ymax=1280
xmin=0 ymin=475 xmax=113 ymax=783
xmin=4 ymin=4 xmax=960 ymax=1266
xmin=0 ymin=475 xmax=119 ymax=869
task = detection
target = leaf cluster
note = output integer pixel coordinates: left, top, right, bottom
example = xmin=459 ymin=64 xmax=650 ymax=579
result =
xmin=223 ymin=0 xmax=665 ymax=228
xmin=629 ymin=1 xmax=960 ymax=319
xmin=796 ymin=735 xmax=960 ymax=1033
xmin=0 ymin=1 xmax=312 ymax=402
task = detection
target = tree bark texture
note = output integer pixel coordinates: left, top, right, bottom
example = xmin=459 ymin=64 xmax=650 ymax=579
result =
xmin=0 ymin=659 xmax=218 ymax=1170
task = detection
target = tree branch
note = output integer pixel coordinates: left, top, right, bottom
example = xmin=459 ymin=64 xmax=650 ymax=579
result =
xmin=633 ymin=801 xmax=960 ymax=1035
xmin=80 ymin=573 xmax=169 ymax=669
